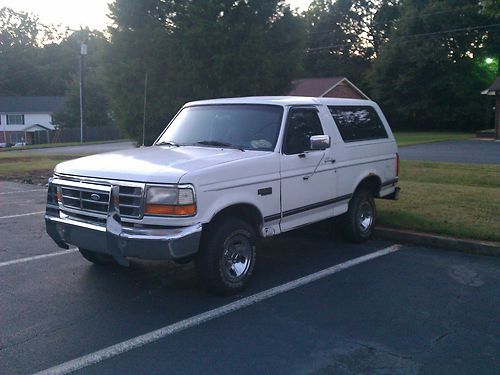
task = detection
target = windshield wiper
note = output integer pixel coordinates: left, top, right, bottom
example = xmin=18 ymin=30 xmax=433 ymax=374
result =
xmin=155 ymin=141 xmax=181 ymax=147
xmin=195 ymin=140 xmax=245 ymax=151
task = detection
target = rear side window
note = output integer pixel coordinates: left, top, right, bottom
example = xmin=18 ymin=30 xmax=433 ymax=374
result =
xmin=328 ymin=106 xmax=388 ymax=142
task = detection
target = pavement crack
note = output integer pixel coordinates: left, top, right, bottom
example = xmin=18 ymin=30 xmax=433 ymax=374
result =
xmin=0 ymin=316 xmax=93 ymax=352
xmin=432 ymin=331 xmax=451 ymax=344
xmin=344 ymin=339 xmax=414 ymax=360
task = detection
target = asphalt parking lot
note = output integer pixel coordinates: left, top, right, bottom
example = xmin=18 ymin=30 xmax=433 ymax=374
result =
xmin=1 ymin=180 xmax=499 ymax=374
xmin=399 ymin=140 xmax=500 ymax=164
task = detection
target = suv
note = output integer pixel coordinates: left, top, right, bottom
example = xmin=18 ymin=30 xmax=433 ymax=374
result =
xmin=45 ymin=96 xmax=399 ymax=294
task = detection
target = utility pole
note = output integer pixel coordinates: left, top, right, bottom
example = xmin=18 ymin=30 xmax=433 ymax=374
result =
xmin=79 ymin=41 xmax=87 ymax=144
xmin=142 ymin=71 xmax=148 ymax=147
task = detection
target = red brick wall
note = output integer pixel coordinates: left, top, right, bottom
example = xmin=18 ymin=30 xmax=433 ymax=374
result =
xmin=323 ymin=82 xmax=366 ymax=99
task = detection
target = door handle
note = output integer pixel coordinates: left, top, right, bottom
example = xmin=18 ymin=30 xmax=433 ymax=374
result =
xmin=325 ymin=158 xmax=336 ymax=164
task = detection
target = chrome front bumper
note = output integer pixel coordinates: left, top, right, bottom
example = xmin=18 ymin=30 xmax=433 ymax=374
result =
xmin=45 ymin=183 xmax=202 ymax=266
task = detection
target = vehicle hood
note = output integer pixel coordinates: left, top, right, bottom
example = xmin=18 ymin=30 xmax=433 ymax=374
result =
xmin=55 ymin=146 xmax=262 ymax=183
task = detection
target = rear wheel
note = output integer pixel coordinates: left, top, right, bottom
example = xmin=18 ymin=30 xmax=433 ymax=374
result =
xmin=196 ymin=217 xmax=257 ymax=295
xmin=342 ymin=189 xmax=376 ymax=242
xmin=79 ymin=248 xmax=117 ymax=265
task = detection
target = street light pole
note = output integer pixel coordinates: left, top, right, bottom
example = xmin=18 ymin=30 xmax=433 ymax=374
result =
xmin=142 ymin=71 xmax=148 ymax=147
xmin=79 ymin=41 xmax=87 ymax=144
xmin=3 ymin=120 xmax=7 ymax=145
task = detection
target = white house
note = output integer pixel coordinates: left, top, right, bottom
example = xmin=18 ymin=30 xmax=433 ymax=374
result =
xmin=0 ymin=96 xmax=64 ymax=145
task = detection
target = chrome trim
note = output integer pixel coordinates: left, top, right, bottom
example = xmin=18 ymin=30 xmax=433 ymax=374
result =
xmin=52 ymin=178 xmax=112 ymax=192
xmin=59 ymin=205 xmax=108 ymax=219
xmin=45 ymin=210 xmax=203 ymax=263
xmin=52 ymin=175 xmax=145 ymax=219
xmin=47 ymin=214 xmax=106 ymax=232
xmin=46 ymin=176 xmax=202 ymax=262
xmin=55 ymin=173 xmax=146 ymax=188
xmin=121 ymin=223 xmax=202 ymax=241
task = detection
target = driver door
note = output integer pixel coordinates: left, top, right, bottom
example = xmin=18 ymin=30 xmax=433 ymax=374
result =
xmin=280 ymin=106 xmax=337 ymax=231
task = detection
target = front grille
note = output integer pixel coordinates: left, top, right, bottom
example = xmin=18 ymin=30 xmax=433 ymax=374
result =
xmin=61 ymin=186 xmax=110 ymax=215
xmin=54 ymin=177 xmax=144 ymax=219
xmin=116 ymin=186 xmax=142 ymax=217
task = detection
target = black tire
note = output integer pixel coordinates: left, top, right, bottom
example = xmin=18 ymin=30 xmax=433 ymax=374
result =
xmin=79 ymin=248 xmax=117 ymax=265
xmin=196 ymin=217 xmax=257 ymax=296
xmin=342 ymin=189 xmax=376 ymax=243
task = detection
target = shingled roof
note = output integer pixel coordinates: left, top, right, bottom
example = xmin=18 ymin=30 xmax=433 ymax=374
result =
xmin=288 ymin=77 xmax=344 ymax=97
xmin=287 ymin=77 xmax=370 ymax=99
xmin=0 ymin=96 xmax=64 ymax=113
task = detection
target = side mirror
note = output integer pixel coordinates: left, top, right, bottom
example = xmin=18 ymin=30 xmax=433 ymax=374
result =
xmin=310 ymin=135 xmax=330 ymax=150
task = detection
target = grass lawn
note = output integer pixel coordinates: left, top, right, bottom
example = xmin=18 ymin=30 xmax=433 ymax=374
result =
xmin=1 ymin=153 xmax=498 ymax=243
xmin=394 ymin=131 xmax=474 ymax=146
xmin=0 ymin=139 xmax=130 ymax=152
xmin=0 ymin=153 xmax=84 ymax=184
xmin=378 ymin=161 xmax=500 ymax=242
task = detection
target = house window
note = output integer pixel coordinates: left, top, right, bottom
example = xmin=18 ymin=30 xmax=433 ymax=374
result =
xmin=328 ymin=106 xmax=388 ymax=142
xmin=7 ymin=114 xmax=25 ymax=125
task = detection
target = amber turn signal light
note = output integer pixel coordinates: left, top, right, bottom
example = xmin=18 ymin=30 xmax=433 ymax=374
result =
xmin=145 ymin=203 xmax=196 ymax=216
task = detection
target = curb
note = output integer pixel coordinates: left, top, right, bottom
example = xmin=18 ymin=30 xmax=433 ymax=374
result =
xmin=374 ymin=226 xmax=500 ymax=257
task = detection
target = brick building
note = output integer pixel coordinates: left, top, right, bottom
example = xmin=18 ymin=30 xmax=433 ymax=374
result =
xmin=287 ymin=77 xmax=370 ymax=100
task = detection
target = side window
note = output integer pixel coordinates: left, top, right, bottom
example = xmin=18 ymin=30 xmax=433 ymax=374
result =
xmin=328 ymin=106 xmax=388 ymax=142
xmin=283 ymin=108 xmax=324 ymax=155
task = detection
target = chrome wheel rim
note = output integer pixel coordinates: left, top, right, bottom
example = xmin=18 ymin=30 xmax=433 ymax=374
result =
xmin=358 ymin=201 xmax=374 ymax=233
xmin=222 ymin=234 xmax=252 ymax=281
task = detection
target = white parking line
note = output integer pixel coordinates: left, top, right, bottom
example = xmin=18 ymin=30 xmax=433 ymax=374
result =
xmin=0 ymin=248 xmax=78 ymax=268
xmin=0 ymin=189 xmax=45 ymax=195
xmin=0 ymin=211 xmax=45 ymax=220
xmin=35 ymin=244 xmax=402 ymax=375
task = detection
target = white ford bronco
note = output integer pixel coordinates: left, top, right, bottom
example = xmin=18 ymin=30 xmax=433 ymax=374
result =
xmin=46 ymin=96 xmax=399 ymax=294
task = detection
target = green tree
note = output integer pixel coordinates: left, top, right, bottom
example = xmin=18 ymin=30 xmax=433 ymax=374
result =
xmin=103 ymin=0 xmax=177 ymax=144
xmin=52 ymin=30 xmax=113 ymax=129
xmin=367 ymin=0 xmax=499 ymax=131
xmin=172 ymin=0 xmax=305 ymax=99
xmin=303 ymin=0 xmax=399 ymax=81
xmin=480 ymin=0 xmax=500 ymax=17
xmin=0 ymin=7 xmax=68 ymax=95
xmin=52 ymin=71 xmax=112 ymax=129
xmin=104 ymin=0 xmax=305 ymax=144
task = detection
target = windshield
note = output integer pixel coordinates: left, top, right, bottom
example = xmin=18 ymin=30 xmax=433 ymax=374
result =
xmin=156 ymin=104 xmax=284 ymax=151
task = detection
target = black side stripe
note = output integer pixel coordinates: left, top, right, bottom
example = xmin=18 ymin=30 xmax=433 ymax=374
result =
xmin=381 ymin=178 xmax=399 ymax=187
xmin=264 ymin=213 xmax=281 ymax=222
xmin=264 ymin=194 xmax=352 ymax=223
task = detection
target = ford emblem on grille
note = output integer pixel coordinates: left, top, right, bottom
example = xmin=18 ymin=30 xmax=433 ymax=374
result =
xmin=90 ymin=193 xmax=101 ymax=201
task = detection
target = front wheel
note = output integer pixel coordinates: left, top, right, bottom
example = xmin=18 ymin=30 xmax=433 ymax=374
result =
xmin=196 ymin=218 xmax=257 ymax=295
xmin=342 ymin=189 xmax=376 ymax=243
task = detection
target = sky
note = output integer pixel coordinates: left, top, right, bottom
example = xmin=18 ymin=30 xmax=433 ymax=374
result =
xmin=1 ymin=0 xmax=314 ymax=31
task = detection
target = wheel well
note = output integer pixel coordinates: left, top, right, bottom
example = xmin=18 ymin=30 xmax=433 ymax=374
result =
xmin=356 ymin=175 xmax=382 ymax=197
xmin=209 ymin=204 xmax=263 ymax=236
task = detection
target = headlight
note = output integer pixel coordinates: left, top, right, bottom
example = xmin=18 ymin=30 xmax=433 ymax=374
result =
xmin=145 ymin=186 xmax=196 ymax=216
